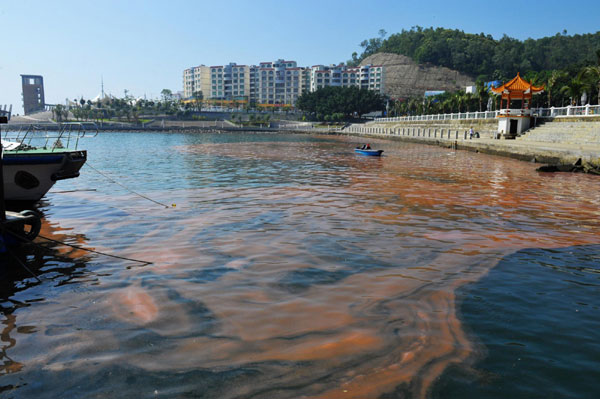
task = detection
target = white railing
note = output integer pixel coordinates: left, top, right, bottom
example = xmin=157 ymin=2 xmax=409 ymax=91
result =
xmin=376 ymin=104 xmax=600 ymax=122
xmin=498 ymin=109 xmax=531 ymax=117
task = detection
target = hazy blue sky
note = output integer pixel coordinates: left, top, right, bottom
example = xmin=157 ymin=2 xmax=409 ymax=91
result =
xmin=2 ymin=0 xmax=600 ymax=114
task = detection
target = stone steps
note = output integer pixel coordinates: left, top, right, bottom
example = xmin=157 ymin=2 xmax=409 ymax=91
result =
xmin=518 ymin=121 xmax=600 ymax=144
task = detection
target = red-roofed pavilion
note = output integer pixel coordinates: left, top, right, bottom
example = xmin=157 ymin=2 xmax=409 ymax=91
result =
xmin=491 ymin=73 xmax=545 ymax=110
xmin=491 ymin=73 xmax=545 ymax=138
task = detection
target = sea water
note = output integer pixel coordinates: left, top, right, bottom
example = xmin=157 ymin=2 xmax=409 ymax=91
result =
xmin=0 ymin=132 xmax=598 ymax=398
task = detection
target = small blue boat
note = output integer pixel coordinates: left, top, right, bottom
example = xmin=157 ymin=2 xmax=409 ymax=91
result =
xmin=354 ymin=148 xmax=383 ymax=156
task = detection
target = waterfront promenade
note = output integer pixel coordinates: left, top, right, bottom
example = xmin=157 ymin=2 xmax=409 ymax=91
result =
xmin=342 ymin=123 xmax=600 ymax=168
xmin=343 ymin=108 xmax=600 ymax=170
xmin=6 ymin=109 xmax=600 ymax=170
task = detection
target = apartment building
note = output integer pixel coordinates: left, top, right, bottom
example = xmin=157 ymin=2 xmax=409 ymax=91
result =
xmin=251 ymin=60 xmax=309 ymax=105
xmin=183 ymin=59 xmax=384 ymax=106
xmin=206 ymin=63 xmax=250 ymax=100
xmin=309 ymin=64 xmax=364 ymax=91
xmin=183 ymin=65 xmax=210 ymax=99
xmin=358 ymin=64 xmax=384 ymax=92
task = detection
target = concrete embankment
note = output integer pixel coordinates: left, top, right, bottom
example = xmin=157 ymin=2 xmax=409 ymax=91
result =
xmin=342 ymin=118 xmax=600 ymax=173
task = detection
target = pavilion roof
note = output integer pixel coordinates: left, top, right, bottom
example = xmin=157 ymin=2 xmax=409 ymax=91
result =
xmin=491 ymin=73 xmax=544 ymax=96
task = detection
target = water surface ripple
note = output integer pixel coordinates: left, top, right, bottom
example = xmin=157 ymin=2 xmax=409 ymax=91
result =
xmin=1 ymin=132 xmax=599 ymax=398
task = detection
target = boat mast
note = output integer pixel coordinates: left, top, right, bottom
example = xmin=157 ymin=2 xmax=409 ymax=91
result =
xmin=0 ymin=116 xmax=7 ymax=221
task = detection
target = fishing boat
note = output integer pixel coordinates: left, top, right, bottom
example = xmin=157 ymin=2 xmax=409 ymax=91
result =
xmin=354 ymin=148 xmax=384 ymax=156
xmin=0 ymin=116 xmax=43 ymax=249
xmin=1 ymin=123 xmax=95 ymax=202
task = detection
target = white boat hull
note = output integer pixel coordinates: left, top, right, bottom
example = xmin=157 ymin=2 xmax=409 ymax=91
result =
xmin=2 ymin=150 xmax=87 ymax=201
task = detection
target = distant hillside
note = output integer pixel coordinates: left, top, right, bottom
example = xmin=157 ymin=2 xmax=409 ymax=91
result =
xmin=363 ymin=53 xmax=474 ymax=99
xmin=352 ymin=27 xmax=600 ymax=80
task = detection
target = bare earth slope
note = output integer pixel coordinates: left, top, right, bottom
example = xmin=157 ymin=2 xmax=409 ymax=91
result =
xmin=363 ymin=53 xmax=475 ymax=99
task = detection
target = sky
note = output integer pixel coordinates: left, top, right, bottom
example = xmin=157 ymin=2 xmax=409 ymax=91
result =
xmin=2 ymin=0 xmax=600 ymax=114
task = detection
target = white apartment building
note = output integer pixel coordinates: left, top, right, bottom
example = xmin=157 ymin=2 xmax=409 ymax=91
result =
xmin=183 ymin=59 xmax=384 ymax=106
xmin=309 ymin=64 xmax=363 ymax=91
xmin=208 ymin=63 xmax=250 ymax=100
xmin=183 ymin=65 xmax=210 ymax=99
xmin=358 ymin=64 xmax=384 ymax=92
xmin=251 ymin=60 xmax=309 ymax=105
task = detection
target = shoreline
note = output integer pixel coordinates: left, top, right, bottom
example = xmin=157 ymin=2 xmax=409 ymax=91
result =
xmin=5 ymin=123 xmax=600 ymax=173
xmin=334 ymin=131 xmax=600 ymax=173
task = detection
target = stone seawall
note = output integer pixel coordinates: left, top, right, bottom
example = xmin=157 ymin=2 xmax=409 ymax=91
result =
xmin=341 ymin=120 xmax=600 ymax=172
xmin=346 ymin=119 xmax=498 ymax=141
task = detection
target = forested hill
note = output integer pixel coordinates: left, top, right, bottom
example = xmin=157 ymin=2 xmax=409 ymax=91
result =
xmin=350 ymin=27 xmax=600 ymax=80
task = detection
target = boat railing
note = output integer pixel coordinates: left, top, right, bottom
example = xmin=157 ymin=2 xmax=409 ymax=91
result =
xmin=2 ymin=122 xmax=98 ymax=152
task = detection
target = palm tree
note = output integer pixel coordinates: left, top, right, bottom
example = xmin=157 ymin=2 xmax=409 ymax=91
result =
xmin=192 ymin=91 xmax=203 ymax=111
xmin=475 ymin=80 xmax=488 ymax=112
xmin=53 ymin=104 xmax=65 ymax=122
xmin=423 ymin=96 xmax=434 ymax=114
xmin=547 ymin=70 xmax=567 ymax=107
xmin=527 ymin=72 xmax=547 ymax=108
xmin=578 ymin=50 xmax=600 ymax=105
xmin=441 ymin=98 xmax=452 ymax=113
xmin=454 ymin=92 xmax=467 ymax=113
xmin=560 ymin=78 xmax=585 ymax=106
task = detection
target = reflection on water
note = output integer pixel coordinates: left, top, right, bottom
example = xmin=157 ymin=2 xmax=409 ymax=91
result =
xmin=0 ymin=132 xmax=599 ymax=398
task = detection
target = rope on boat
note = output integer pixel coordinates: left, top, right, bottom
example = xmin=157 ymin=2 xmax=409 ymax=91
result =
xmin=51 ymin=189 xmax=97 ymax=193
xmin=35 ymin=233 xmax=154 ymax=266
xmin=7 ymin=248 xmax=42 ymax=283
xmin=0 ymin=225 xmax=154 ymax=267
xmin=84 ymin=162 xmax=174 ymax=209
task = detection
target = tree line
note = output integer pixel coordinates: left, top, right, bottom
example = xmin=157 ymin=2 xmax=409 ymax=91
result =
xmin=390 ymin=59 xmax=600 ymax=117
xmin=350 ymin=27 xmax=600 ymax=81
xmin=63 ymin=89 xmax=185 ymax=123
xmin=295 ymin=86 xmax=385 ymax=120
xmin=347 ymin=27 xmax=600 ymax=114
